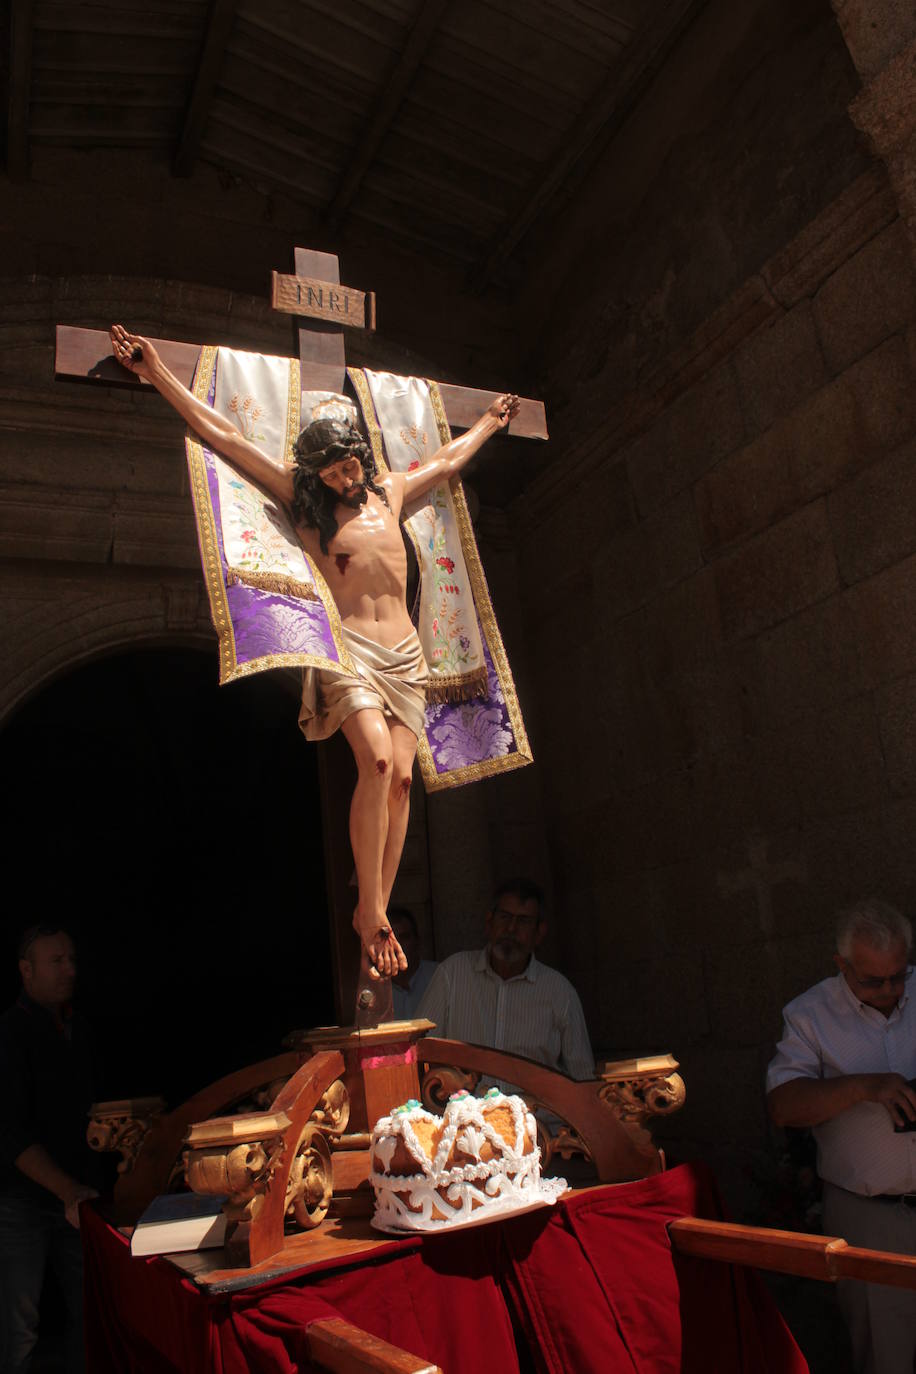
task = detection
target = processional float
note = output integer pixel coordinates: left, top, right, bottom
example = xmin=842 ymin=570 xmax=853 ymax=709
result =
xmin=60 ymin=252 xmax=916 ymax=1372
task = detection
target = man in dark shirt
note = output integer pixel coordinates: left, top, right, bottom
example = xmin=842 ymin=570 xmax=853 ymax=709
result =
xmin=0 ymin=926 xmax=99 ymax=1373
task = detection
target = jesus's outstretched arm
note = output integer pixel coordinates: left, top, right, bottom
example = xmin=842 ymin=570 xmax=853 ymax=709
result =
xmin=109 ymin=325 xmax=294 ymax=506
xmin=400 ymin=393 xmax=519 ymax=505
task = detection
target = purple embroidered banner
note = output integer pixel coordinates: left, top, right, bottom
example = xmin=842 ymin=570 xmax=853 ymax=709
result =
xmin=350 ymin=367 xmax=533 ymax=791
xmin=186 ymin=346 xmax=354 ymax=684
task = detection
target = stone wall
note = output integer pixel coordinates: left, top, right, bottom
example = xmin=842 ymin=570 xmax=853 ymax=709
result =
xmin=516 ymin=160 xmax=916 ymax=1186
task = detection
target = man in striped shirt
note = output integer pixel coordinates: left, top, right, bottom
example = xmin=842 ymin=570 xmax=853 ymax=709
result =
xmin=416 ymin=878 xmax=594 ymax=1081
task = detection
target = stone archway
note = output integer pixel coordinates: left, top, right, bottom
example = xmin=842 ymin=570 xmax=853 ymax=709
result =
xmin=0 ymin=614 xmax=334 ymax=1106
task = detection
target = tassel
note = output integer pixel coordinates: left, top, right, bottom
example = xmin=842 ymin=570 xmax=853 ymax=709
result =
xmin=425 ymin=666 xmax=489 ymax=705
xmin=226 ymin=568 xmax=319 ymax=602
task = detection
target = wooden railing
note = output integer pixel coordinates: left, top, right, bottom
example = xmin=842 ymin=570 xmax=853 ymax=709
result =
xmin=669 ymin=1216 xmax=916 ymax=1289
xmin=308 ymin=1319 xmax=442 ymax=1374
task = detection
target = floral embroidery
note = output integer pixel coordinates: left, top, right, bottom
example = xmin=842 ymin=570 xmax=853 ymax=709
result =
xmin=228 ymin=393 xmax=267 ymax=442
xmin=407 ymin=460 xmax=420 ymax=472
xmin=213 ymin=456 xmax=313 ymax=584
xmin=399 ymin=423 xmax=428 ymax=465
xmin=424 ymin=492 xmax=476 ymax=676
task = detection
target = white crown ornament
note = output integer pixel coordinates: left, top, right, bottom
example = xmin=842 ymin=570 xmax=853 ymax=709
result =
xmin=369 ymin=1087 xmax=567 ymax=1233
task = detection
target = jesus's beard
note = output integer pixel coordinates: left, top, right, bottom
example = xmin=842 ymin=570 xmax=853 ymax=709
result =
xmin=340 ymin=485 xmax=368 ymax=510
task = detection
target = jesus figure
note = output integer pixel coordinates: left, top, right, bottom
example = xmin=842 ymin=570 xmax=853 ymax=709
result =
xmin=109 ymin=324 xmax=518 ymax=981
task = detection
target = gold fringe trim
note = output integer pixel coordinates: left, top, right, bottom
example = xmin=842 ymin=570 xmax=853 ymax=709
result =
xmin=226 ymin=567 xmax=319 ymax=602
xmin=425 ymin=666 xmax=488 ymax=704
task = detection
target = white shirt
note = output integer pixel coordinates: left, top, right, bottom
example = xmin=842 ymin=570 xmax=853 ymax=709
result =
xmin=416 ymin=948 xmax=595 ymax=1082
xmin=766 ymin=971 xmax=916 ymax=1195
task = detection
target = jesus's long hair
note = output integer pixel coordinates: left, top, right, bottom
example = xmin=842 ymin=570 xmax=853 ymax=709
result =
xmin=291 ymin=419 xmax=389 ymax=554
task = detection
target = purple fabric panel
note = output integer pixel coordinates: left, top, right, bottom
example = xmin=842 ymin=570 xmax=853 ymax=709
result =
xmin=200 ymin=441 xmax=344 ymax=670
xmin=422 ymin=616 xmax=517 ymax=774
xmin=228 ymin=584 xmax=343 ymax=664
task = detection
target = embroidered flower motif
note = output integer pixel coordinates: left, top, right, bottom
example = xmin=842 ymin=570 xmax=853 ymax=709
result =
xmin=408 ymin=460 xmax=420 ymax=472
xmin=228 ymin=392 xmax=266 ymax=441
xmin=436 ymin=556 xmax=455 ymax=574
xmin=399 ymin=423 xmax=429 ymax=465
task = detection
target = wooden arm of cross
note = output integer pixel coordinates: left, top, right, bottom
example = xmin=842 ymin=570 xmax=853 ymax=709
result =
xmin=54 ymin=245 xmax=547 ymax=439
xmin=53 ymin=325 xmax=547 ymax=441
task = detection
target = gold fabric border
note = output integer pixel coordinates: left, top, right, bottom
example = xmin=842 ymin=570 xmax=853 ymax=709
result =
xmin=286 ymin=357 xmax=301 ymax=462
xmin=419 ymin=381 xmax=533 ymax=791
xmin=349 ymin=366 xmax=533 ymax=792
xmin=185 ymin=347 xmax=356 ymax=685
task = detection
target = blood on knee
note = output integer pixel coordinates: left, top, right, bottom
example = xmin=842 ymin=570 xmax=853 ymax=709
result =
xmin=397 ymin=776 xmax=411 ymax=799
xmin=375 ymin=758 xmax=388 ymax=776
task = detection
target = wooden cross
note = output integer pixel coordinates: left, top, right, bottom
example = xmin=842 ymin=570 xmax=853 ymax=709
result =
xmin=53 ymin=246 xmax=547 ymax=1020
xmin=54 ymin=246 xmax=548 ymax=439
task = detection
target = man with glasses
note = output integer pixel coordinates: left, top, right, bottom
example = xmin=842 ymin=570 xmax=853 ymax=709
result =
xmin=766 ymin=898 xmax=916 ymax=1373
xmin=416 ymin=878 xmax=594 ymax=1081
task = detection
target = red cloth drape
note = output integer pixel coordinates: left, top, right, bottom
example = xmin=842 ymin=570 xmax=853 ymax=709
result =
xmin=81 ymin=1208 xmax=517 ymax=1374
xmin=501 ymin=1161 xmax=809 ymax=1374
xmin=82 ymin=1162 xmax=807 ymax=1373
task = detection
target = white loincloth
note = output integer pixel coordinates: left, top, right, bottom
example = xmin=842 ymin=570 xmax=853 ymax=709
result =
xmin=298 ymin=625 xmax=428 ymax=741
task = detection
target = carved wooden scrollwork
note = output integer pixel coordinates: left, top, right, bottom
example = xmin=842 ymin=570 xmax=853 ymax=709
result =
xmin=310 ymin=1079 xmax=350 ymax=1136
xmin=598 ymin=1057 xmax=686 ymax=1136
xmin=519 ymin=1103 xmax=590 ymax=1169
xmin=183 ymin=1111 xmax=291 ymax=1262
xmin=420 ymin=1064 xmax=480 ymax=1114
xmin=543 ymin=1121 xmax=589 ymax=1166
xmin=285 ymin=1122 xmax=333 ymax=1230
xmin=87 ymin=1097 xmax=166 ymax=1174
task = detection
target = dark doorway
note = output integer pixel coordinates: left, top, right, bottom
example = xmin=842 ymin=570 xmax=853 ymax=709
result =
xmin=1 ymin=647 xmax=333 ymax=1106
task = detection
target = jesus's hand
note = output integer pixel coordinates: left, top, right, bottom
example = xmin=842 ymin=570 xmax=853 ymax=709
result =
xmin=487 ymin=393 xmax=520 ymax=430
xmin=110 ymin=323 xmax=160 ymax=380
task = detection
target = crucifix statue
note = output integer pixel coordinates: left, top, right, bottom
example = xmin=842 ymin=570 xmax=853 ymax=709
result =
xmin=56 ymin=247 xmax=546 ymax=1011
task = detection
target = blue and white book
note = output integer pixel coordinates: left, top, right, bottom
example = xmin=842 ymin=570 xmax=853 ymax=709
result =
xmin=130 ymin=1192 xmax=227 ymax=1257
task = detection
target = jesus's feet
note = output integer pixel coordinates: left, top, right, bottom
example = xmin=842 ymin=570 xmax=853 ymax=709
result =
xmin=352 ymin=906 xmax=408 ymax=980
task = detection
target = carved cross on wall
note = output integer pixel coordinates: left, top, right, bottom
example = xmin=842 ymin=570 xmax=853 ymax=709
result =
xmin=53 ymin=246 xmax=548 ymax=1020
xmin=717 ymin=830 xmax=807 ymax=938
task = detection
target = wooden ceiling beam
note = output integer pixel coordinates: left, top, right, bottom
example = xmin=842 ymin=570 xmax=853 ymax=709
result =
xmin=7 ymin=0 xmax=35 ymax=181
xmin=173 ymin=0 xmax=237 ymax=177
xmin=481 ymin=0 xmax=707 ymax=278
xmin=323 ymin=0 xmax=448 ymax=233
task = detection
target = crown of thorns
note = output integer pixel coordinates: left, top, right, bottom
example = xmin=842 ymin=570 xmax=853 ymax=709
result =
xmin=293 ymin=418 xmax=371 ymax=471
